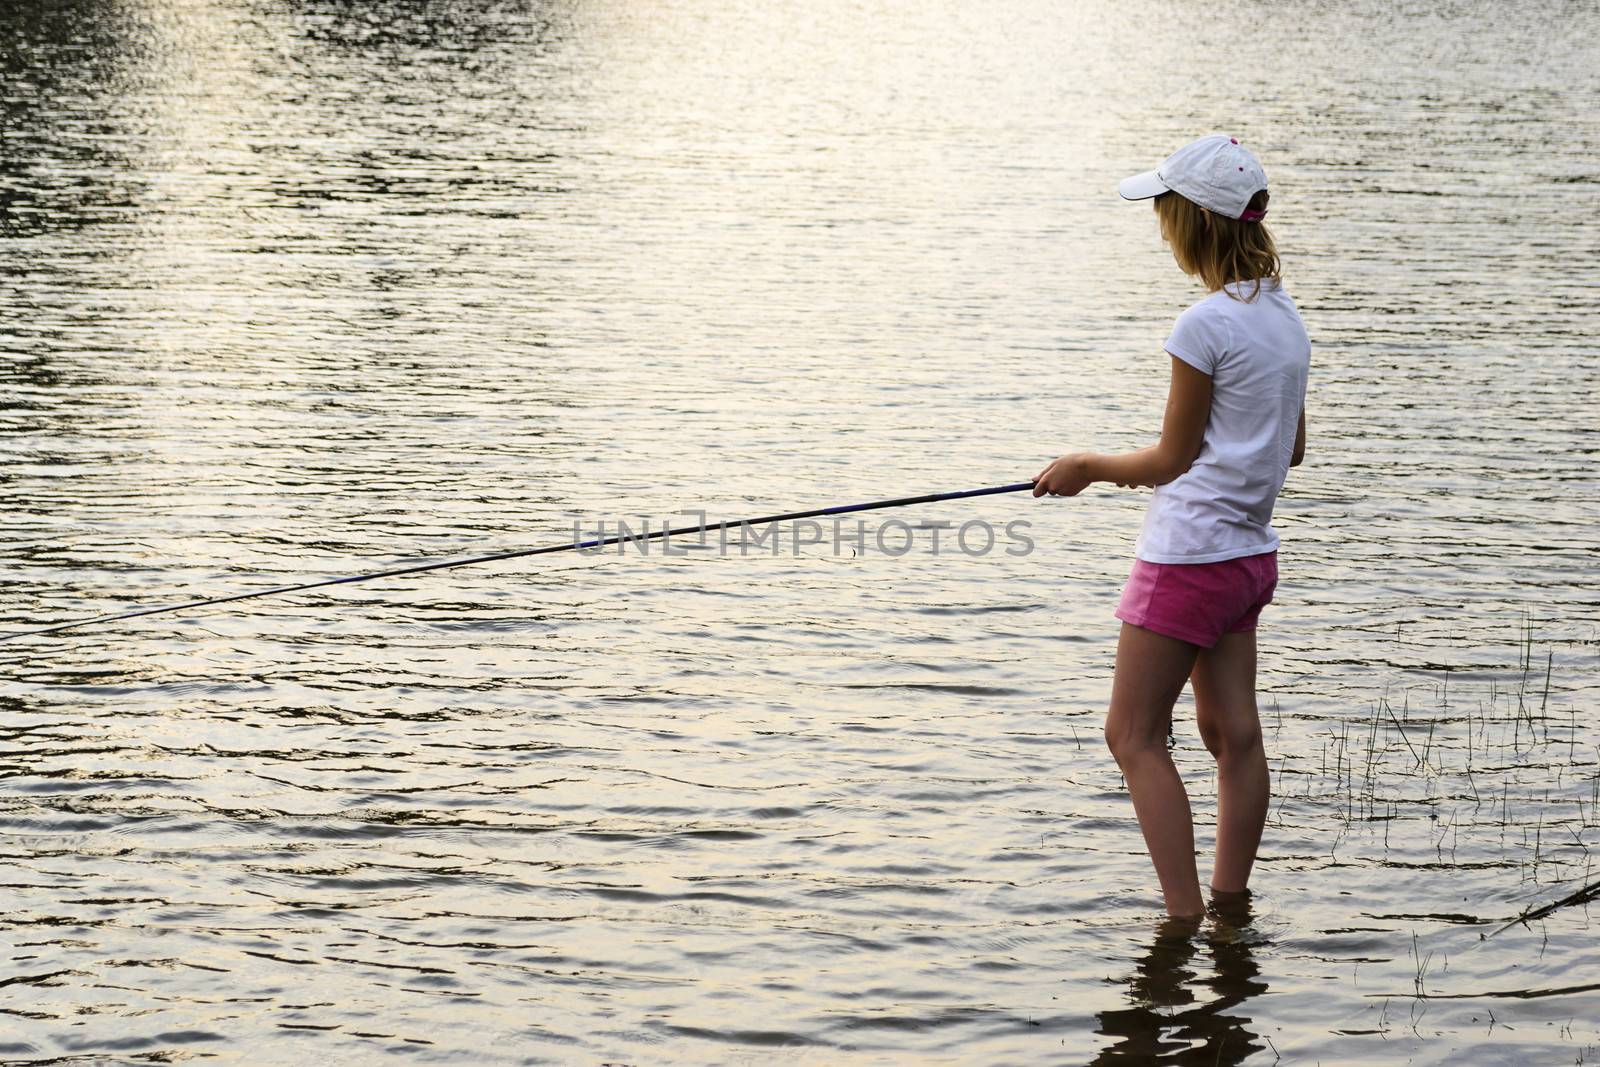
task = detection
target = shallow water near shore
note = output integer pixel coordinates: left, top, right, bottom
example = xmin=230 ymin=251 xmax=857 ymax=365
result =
xmin=3 ymin=0 xmax=1599 ymax=1063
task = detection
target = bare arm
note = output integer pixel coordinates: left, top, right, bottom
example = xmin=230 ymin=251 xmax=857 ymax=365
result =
xmin=1033 ymin=355 xmax=1212 ymax=497
xmin=1290 ymin=407 xmax=1306 ymax=467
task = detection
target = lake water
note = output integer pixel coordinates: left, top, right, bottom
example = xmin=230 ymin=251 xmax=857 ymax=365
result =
xmin=3 ymin=1 xmax=1598 ymax=1063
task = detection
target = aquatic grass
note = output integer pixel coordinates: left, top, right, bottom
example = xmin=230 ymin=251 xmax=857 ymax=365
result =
xmin=1251 ymin=623 xmax=1600 ymax=1063
xmin=1270 ymin=630 xmax=1597 ymax=889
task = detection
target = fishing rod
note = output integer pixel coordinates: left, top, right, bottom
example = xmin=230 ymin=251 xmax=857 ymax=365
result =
xmin=3 ymin=480 xmax=1038 ymax=642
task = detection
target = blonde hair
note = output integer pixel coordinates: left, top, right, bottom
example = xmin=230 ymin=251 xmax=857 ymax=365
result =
xmin=1155 ymin=190 xmax=1280 ymax=301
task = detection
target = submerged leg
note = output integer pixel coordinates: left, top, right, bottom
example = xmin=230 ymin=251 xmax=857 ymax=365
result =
xmin=1191 ymin=629 xmax=1268 ymax=894
xmin=1104 ymin=622 xmax=1204 ymax=917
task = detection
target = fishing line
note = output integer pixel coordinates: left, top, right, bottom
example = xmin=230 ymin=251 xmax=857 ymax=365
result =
xmin=3 ymin=480 xmax=1038 ymax=641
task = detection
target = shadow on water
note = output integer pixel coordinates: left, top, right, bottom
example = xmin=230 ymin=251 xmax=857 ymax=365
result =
xmin=0 ymin=0 xmax=165 ymax=241
xmin=1092 ymin=893 xmax=1269 ymax=1065
xmin=293 ymin=0 xmax=567 ymax=57
xmin=1 ymin=0 xmax=151 ymax=413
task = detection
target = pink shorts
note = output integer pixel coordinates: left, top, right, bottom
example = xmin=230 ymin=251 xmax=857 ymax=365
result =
xmin=1114 ymin=550 xmax=1278 ymax=649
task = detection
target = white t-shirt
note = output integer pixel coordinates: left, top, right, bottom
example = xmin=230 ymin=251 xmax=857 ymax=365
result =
xmin=1134 ymin=277 xmax=1311 ymax=565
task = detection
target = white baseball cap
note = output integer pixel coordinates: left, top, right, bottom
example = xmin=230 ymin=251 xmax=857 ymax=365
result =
xmin=1119 ymin=134 xmax=1269 ymax=221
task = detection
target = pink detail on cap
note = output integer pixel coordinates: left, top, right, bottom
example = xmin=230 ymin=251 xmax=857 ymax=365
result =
xmin=1230 ymin=137 xmax=1238 ymax=144
xmin=1238 ymin=166 xmax=1244 ymax=170
xmin=1239 ymin=208 xmax=1267 ymax=222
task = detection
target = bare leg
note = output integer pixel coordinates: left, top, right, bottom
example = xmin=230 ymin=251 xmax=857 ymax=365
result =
xmin=1191 ymin=630 xmax=1269 ymax=894
xmin=1104 ymin=623 xmax=1204 ymax=918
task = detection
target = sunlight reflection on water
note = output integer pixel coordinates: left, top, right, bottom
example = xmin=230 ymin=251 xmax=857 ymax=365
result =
xmin=2 ymin=0 xmax=1598 ymax=1063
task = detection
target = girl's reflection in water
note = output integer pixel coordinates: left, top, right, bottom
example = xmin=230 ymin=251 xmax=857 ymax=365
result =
xmin=1092 ymin=891 xmax=1270 ymax=1064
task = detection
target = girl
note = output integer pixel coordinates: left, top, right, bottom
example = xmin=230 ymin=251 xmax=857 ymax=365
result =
xmin=1033 ymin=134 xmax=1310 ymax=919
